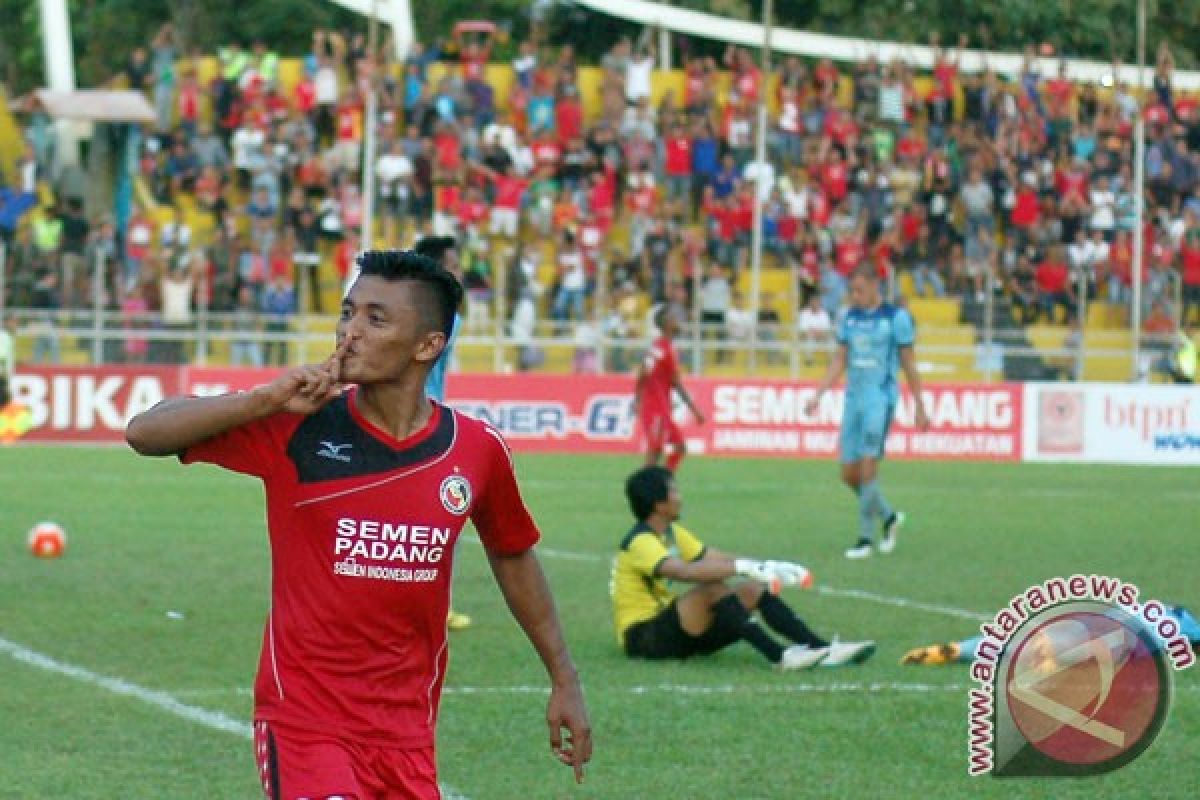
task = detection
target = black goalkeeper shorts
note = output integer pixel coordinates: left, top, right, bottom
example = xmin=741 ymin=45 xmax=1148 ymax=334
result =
xmin=623 ymin=599 xmax=740 ymax=660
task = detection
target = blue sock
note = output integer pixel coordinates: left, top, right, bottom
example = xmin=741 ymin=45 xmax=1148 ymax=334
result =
xmin=857 ymin=484 xmax=875 ymax=543
xmin=862 ymin=480 xmax=894 ymax=524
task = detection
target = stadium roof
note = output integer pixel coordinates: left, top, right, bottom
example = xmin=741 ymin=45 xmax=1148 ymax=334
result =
xmin=575 ymin=0 xmax=1200 ymax=90
xmin=12 ymin=89 xmax=155 ymax=123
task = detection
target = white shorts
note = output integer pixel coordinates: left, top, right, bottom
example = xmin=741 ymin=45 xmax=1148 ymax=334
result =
xmin=490 ymin=208 xmax=519 ymax=237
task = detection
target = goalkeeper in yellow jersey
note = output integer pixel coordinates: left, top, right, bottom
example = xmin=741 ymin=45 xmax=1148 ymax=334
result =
xmin=611 ymin=466 xmax=876 ymax=670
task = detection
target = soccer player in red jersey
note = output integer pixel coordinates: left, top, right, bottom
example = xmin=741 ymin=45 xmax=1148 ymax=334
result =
xmin=126 ymin=250 xmax=591 ymax=799
xmin=632 ymin=304 xmax=706 ymax=472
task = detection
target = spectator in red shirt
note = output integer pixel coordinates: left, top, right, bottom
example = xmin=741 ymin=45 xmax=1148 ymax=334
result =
xmin=1180 ymin=214 xmax=1200 ymax=324
xmin=555 ymin=86 xmax=583 ymax=147
xmin=1036 ymin=245 xmax=1076 ymax=323
xmin=663 ymin=123 xmax=693 ymax=208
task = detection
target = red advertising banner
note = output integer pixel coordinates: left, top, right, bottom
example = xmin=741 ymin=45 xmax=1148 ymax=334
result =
xmin=8 ymin=366 xmax=1023 ymax=461
xmin=446 ymin=374 xmax=1024 ymax=461
xmin=8 ymin=366 xmax=181 ymax=443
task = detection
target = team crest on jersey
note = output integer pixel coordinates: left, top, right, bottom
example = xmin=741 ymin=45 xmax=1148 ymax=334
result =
xmin=439 ymin=475 xmax=472 ymax=515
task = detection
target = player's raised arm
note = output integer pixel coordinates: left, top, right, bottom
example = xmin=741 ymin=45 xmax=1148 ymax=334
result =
xmin=485 ymin=549 xmax=593 ymax=783
xmin=125 ymin=346 xmax=346 ymax=456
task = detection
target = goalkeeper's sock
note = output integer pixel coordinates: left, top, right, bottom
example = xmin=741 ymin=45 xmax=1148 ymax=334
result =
xmin=757 ymin=592 xmax=828 ymax=649
xmin=712 ymin=593 xmax=783 ymax=663
xmin=862 ymin=479 xmax=894 ymax=522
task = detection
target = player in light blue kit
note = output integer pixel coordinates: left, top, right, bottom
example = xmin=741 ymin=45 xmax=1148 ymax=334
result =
xmin=805 ymin=266 xmax=930 ymax=559
xmin=417 ymin=236 xmax=472 ymax=631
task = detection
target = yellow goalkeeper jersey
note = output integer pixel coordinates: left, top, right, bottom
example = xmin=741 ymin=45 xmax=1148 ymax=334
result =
xmin=611 ymin=521 xmax=706 ymax=645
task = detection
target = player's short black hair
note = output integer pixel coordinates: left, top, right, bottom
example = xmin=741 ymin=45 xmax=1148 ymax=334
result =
xmin=355 ymin=249 xmax=463 ymax=339
xmin=653 ymin=303 xmax=683 ymax=331
xmin=625 ymin=466 xmax=674 ymax=522
xmin=413 ymin=235 xmax=457 ymax=264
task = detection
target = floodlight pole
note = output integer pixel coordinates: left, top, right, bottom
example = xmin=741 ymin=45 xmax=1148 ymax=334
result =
xmin=1131 ymin=0 xmax=1146 ymax=379
xmin=361 ymin=0 xmax=380 ymax=254
xmin=748 ymin=0 xmax=773 ymax=372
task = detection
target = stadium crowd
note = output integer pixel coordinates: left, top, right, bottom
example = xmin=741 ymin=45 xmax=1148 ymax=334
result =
xmin=2 ymin=20 xmax=1200 ymax=369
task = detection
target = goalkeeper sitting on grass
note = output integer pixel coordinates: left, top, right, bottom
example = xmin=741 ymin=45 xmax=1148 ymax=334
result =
xmin=611 ymin=466 xmax=876 ymax=670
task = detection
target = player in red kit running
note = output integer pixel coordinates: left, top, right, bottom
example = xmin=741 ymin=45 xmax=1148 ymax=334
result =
xmin=633 ymin=304 xmax=706 ymax=471
xmin=126 ymin=250 xmax=591 ymax=799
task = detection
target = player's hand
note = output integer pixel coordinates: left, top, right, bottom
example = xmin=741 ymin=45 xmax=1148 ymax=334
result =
xmin=804 ymin=395 xmax=820 ymax=416
xmin=254 ymin=343 xmax=347 ymax=415
xmin=547 ymin=678 xmax=592 ymax=784
xmin=914 ymin=404 xmax=931 ymax=431
xmin=735 ymin=558 xmax=781 ymax=592
xmin=763 ymin=560 xmax=814 ymax=590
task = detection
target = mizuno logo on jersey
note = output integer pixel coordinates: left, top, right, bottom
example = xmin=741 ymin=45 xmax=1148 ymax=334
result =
xmin=317 ymin=441 xmax=353 ymax=462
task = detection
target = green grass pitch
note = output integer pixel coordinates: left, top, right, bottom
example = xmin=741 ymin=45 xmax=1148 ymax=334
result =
xmin=1 ymin=447 xmax=1197 ymax=798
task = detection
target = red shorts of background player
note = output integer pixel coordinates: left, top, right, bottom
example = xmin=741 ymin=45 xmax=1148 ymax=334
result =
xmin=255 ymin=720 xmax=438 ymax=800
xmin=639 ymin=411 xmax=683 ymax=455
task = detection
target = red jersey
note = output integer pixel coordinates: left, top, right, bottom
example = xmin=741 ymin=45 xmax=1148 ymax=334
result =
xmin=639 ymin=336 xmax=680 ymax=418
xmin=336 ymin=104 xmax=362 ymax=142
xmin=182 ymin=398 xmax=539 ymax=748
xmin=493 ymin=175 xmax=528 ymax=210
xmin=531 ymin=140 xmax=561 ymax=169
xmin=555 ymin=98 xmax=583 ymax=145
xmin=665 ymin=136 xmax=693 ymax=176
xmin=835 ymin=238 xmax=864 ymax=276
xmin=1182 ymin=238 xmax=1200 ymax=286
xmin=1036 ymin=261 xmax=1069 ymax=293
xmin=457 ymin=198 xmax=489 ymax=227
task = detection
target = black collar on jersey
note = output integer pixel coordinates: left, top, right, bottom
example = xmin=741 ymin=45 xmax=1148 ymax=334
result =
xmin=286 ymin=394 xmax=456 ymax=484
xmin=620 ymin=521 xmax=674 ymax=551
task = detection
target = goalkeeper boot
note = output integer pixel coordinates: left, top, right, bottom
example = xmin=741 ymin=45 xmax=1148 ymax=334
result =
xmin=779 ymin=644 xmax=830 ymax=670
xmin=900 ymin=642 xmax=961 ymax=666
xmin=879 ymin=511 xmax=906 ymax=555
xmin=820 ymin=636 xmax=877 ymax=666
xmin=844 ymin=538 xmax=872 ymax=559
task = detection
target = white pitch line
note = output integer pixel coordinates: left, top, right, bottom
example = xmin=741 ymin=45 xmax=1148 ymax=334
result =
xmin=0 ymin=635 xmax=470 ymax=800
xmin=0 ymin=635 xmax=253 ymax=738
xmin=815 ymin=586 xmax=991 ymax=622
xmin=175 ymin=682 xmax=971 ymax=698
xmin=467 ymin=534 xmax=996 ymax=623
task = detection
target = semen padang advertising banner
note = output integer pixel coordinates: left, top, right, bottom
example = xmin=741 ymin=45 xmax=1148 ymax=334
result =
xmin=1023 ymin=383 xmax=1200 ymax=466
xmin=6 ymin=366 xmax=1024 ymax=461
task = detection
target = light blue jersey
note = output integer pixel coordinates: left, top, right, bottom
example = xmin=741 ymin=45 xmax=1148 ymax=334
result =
xmin=836 ymin=303 xmax=915 ymax=462
xmin=836 ymin=303 xmax=915 ymax=405
xmin=425 ymin=313 xmax=462 ymax=403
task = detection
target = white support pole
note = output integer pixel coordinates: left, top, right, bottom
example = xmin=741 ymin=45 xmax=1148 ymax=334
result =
xmin=0 ymin=242 xmax=7 ymax=320
xmin=360 ymin=0 xmax=380 ymax=251
xmin=1131 ymin=0 xmax=1146 ymax=380
xmin=90 ymin=245 xmax=104 ymax=364
xmin=748 ymin=0 xmax=773 ymax=373
xmin=38 ymin=0 xmax=79 ymax=169
xmin=983 ymin=267 xmax=995 ymax=382
xmin=658 ymin=25 xmax=671 ymax=72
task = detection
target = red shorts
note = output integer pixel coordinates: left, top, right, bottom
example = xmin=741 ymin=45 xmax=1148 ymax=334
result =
xmin=640 ymin=410 xmax=683 ymax=453
xmin=254 ymin=719 xmax=439 ymax=800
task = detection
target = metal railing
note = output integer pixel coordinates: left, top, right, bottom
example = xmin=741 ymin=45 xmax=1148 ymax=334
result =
xmin=0 ymin=305 xmax=1181 ymax=383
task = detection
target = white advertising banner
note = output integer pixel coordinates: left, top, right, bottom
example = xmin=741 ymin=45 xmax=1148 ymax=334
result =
xmin=1023 ymin=383 xmax=1200 ymax=465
